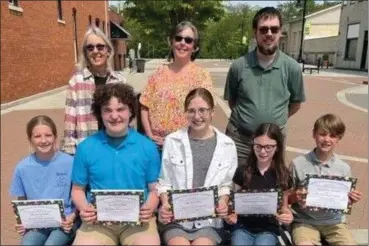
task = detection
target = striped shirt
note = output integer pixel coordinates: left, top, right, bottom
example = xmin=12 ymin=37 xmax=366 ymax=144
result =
xmin=61 ymin=68 xmax=126 ymax=155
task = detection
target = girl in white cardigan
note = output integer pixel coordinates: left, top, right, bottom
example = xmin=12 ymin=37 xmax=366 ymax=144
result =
xmin=157 ymin=88 xmax=238 ymax=245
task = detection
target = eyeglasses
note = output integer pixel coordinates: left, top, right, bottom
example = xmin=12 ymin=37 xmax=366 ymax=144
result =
xmin=84 ymin=43 xmax=107 ymax=52
xmin=186 ymin=107 xmax=212 ymax=116
xmin=174 ymin=35 xmax=195 ymax=44
xmin=253 ymin=144 xmax=277 ymax=152
xmin=258 ymin=26 xmax=280 ymax=35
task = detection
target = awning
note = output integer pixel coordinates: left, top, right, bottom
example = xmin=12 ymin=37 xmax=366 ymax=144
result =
xmin=110 ymin=21 xmax=131 ymax=39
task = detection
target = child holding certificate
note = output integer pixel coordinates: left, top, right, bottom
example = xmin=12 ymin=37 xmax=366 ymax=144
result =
xmin=225 ymin=123 xmax=293 ymax=246
xmin=9 ymin=115 xmax=77 ymax=245
xmin=158 ymin=88 xmax=238 ymax=246
xmin=289 ymin=114 xmax=363 ymax=245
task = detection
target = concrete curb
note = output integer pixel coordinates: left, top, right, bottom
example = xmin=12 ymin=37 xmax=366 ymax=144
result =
xmin=1 ymin=85 xmax=67 ymax=111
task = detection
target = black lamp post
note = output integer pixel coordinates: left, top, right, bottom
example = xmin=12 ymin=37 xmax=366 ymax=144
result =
xmin=297 ymin=0 xmax=308 ymax=62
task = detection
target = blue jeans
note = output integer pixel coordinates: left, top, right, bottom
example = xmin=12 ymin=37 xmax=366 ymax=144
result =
xmin=231 ymin=228 xmax=278 ymax=246
xmin=21 ymin=228 xmax=74 ymax=245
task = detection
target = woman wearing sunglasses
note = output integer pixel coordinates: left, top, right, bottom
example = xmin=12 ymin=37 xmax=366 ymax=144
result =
xmin=61 ymin=27 xmax=126 ymax=155
xmin=157 ymin=88 xmax=237 ymax=246
xmin=139 ymin=21 xmax=214 ymax=153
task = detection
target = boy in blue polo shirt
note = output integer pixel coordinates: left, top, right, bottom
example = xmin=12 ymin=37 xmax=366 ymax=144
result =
xmin=71 ymin=83 xmax=161 ymax=246
xmin=289 ymin=114 xmax=362 ymax=245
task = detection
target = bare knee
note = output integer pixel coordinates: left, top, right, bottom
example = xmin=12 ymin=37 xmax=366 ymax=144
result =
xmin=192 ymin=237 xmax=215 ymax=246
xmin=131 ymin=235 xmax=160 ymax=245
xmin=295 ymin=241 xmax=315 ymax=246
xmin=167 ymin=237 xmax=191 ymax=246
xmin=72 ymin=237 xmax=107 ymax=245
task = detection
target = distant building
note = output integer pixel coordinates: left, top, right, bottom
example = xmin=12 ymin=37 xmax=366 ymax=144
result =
xmin=335 ymin=0 xmax=368 ymax=70
xmin=108 ymin=8 xmax=130 ymax=71
xmin=284 ymin=4 xmax=342 ymax=65
xmin=1 ymin=0 xmax=107 ymax=103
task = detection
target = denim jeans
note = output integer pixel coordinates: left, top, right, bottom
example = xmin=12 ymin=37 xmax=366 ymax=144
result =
xmin=21 ymin=228 xmax=75 ymax=245
xmin=231 ymin=228 xmax=278 ymax=246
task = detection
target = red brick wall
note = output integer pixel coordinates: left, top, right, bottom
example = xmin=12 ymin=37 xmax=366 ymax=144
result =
xmin=0 ymin=0 xmax=107 ymax=103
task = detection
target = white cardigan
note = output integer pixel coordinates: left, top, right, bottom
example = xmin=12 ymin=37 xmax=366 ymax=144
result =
xmin=157 ymin=126 xmax=238 ymax=229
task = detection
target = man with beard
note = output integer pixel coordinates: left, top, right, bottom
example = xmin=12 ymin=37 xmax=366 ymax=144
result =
xmin=224 ymin=7 xmax=305 ymax=168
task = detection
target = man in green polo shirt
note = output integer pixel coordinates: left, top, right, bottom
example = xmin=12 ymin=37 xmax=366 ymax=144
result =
xmin=224 ymin=7 xmax=305 ymax=167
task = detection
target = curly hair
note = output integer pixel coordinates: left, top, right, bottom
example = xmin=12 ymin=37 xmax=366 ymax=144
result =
xmin=243 ymin=123 xmax=291 ymax=190
xmin=91 ymin=83 xmax=137 ymax=129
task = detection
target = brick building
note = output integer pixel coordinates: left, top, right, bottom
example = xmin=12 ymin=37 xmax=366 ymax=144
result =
xmin=1 ymin=0 xmax=108 ymax=104
xmin=108 ymin=8 xmax=130 ymax=71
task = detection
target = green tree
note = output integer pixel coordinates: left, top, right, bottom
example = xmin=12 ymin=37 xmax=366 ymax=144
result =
xmin=201 ymin=4 xmax=257 ymax=59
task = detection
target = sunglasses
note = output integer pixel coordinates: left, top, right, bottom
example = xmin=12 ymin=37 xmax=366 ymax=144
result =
xmin=258 ymin=26 xmax=280 ymax=34
xmin=84 ymin=43 xmax=107 ymax=52
xmin=174 ymin=35 xmax=194 ymax=44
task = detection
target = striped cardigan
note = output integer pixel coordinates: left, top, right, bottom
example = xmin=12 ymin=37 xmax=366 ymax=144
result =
xmin=61 ymin=68 xmax=126 ymax=155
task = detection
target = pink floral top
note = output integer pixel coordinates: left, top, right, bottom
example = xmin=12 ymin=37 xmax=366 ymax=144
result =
xmin=139 ymin=63 xmax=214 ymax=138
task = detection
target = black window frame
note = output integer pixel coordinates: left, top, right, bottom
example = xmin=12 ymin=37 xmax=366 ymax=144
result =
xmin=8 ymin=0 xmax=19 ymax=6
xmin=57 ymin=0 xmax=63 ymax=20
xmin=344 ymin=38 xmax=358 ymax=60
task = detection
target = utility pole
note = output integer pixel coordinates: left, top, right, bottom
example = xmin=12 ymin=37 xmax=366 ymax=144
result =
xmin=298 ymin=0 xmax=308 ymax=62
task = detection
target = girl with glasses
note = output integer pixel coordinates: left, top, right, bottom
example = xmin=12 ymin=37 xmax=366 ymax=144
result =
xmin=157 ymin=88 xmax=237 ymax=246
xmin=225 ymin=123 xmax=293 ymax=246
xmin=139 ymin=21 xmax=214 ymax=153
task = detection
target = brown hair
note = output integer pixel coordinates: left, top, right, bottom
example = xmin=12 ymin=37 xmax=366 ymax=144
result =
xmin=26 ymin=115 xmax=57 ymax=139
xmin=91 ymin=83 xmax=137 ymax=128
xmin=313 ymin=114 xmax=346 ymax=138
xmin=252 ymin=7 xmax=283 ymax=30
xmin=169 ymin=21 xmax=200 ymax=61
xmin=184 ymin=87 xmax=214 ymax=111
xmin=243 ymin=123 xmax=291 ymax=190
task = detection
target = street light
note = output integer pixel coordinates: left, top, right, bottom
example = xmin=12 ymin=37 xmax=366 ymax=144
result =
xmin=297 ymin=0 xmax=308 ymax=62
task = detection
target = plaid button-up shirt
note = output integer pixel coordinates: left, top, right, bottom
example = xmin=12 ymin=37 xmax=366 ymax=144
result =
xmin=61 ymin=68 xmax=126 ymax=155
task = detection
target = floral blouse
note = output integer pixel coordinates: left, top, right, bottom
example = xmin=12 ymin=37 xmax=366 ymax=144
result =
xmin=139 ymin=63 xmax=214 ymax=138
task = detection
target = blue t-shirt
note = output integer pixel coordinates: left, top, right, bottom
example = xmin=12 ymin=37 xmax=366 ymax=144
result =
xmin=9 ymin=151 xmax=74 ymax=215
xmin=72 ymin=129 xmax=161 ymax=201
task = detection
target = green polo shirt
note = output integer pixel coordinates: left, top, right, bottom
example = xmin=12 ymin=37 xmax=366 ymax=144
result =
xmin=224 ymin=49 xmax=305 ymax=133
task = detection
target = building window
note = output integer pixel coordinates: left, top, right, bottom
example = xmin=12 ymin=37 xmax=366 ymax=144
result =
xmin=8 ymin=0 xmax=19 ymax=6
xmin=293 ymin=32 xmax=297 ymax=46
xmin=102 ymin=20 xmax=105 ymax=33
xmin=345 ymin=23 xmax=359 ymax=60
xmin=89 ymin=15 xmax=92 ymax=25
xmin=95 ymin=18 xmax=100 ymax=27
xmin=57 ymin=0 xmax=63 ymax=20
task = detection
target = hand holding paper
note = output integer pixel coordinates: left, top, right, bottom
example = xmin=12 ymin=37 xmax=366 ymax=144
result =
xmin=224 ymin=213 xmax=237 ymax=225
xmin=15 ymin=224 xmax=25 ymax=236
xmin=276 ymin=207 xmax=293 ymax=225
xmin=159 ymin=203 xmax=173 ymax=224
xmin=140 ymin=203 xmax=154 ymax=223
xmin=80 ymin=204 xmax=97 ymax=224
xmin=216 ymin=199 xmax=229 ymax=218
xmin=349 ymin=190 xmax=362 ymax=204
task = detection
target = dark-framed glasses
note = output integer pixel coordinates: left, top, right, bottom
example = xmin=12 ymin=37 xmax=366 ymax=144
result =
xmin=186 ymin=107 xmax=212 ymax=116
xmin=258 ymin=26 xmax=280 ymax=35
xmin=174 ymin=35 xmax=194 ymax=44
xmin=84 ymin=43 xmax=107 ymax=52
xmin=253 ymin=143 xmax=277 ymax=152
